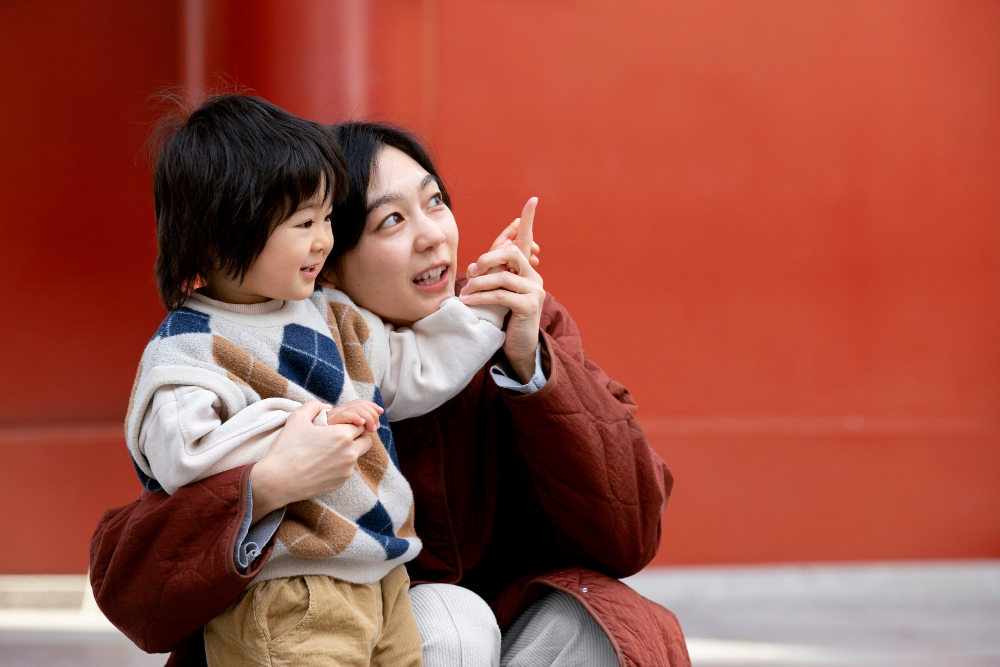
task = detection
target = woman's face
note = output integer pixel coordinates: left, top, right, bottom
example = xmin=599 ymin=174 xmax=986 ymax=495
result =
xmin=332 ymin=146 xmax=459 ymax=326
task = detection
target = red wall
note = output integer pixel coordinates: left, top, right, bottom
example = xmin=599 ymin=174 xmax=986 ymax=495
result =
xmin=0 ymin=0 xmax=997 ymax=573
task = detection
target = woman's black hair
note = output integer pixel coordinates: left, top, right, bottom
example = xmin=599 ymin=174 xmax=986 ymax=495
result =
xmin=326 ymin=121 xmax=449 ymax=271
xmin=150 ymin=93 xmax=347 ymax=311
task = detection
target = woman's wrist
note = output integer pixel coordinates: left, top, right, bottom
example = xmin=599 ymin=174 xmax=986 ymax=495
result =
xmin=249 ymin=461 xmax=286 ymax=525
xmin=505 ymin=347 xmax=537 ymax=384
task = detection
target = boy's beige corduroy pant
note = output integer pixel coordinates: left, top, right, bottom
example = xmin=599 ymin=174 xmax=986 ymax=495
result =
xmin=204 ymin=564 xmax=422 ymax=667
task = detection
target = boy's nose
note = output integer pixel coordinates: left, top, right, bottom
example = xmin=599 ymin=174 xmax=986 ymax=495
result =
xmin=313 ymin=228 xmax=334 ymax=252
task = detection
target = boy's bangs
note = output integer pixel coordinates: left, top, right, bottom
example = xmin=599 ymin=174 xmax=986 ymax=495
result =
xmin=267 ymin=130 xmax=342 ymax=232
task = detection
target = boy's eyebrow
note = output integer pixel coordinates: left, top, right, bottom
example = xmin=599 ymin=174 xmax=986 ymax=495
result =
xmin=367 ymin=175 xmax=440 ymax=213
xmin=295 ymin=196 xmax=328 ymax=212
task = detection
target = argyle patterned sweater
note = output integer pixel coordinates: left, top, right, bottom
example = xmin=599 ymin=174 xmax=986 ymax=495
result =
xmin=125 ymin=287 xmax=500 ymax=585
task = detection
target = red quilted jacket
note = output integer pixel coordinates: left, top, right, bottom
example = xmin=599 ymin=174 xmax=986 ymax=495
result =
xmin=90 ymin=292 xmax=690 ymax=667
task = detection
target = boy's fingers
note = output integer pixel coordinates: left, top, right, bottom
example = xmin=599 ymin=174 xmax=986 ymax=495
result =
xmin=491 ymin=219 xmax=520 ymax=251
xmin=465 ymin=246 xmax=529 ymax=281
xmin=515 ymin=198 xmax=537 ymax=260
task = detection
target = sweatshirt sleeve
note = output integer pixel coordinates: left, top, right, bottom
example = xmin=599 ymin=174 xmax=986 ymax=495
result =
xmin=378 ymin=298 xmax=508 ymax=421
xmin=139 ymin=385 xmax=301 ymax=494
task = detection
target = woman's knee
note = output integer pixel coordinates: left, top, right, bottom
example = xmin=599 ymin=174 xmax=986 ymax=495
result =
xmin=500 ymin=590 xmax=617 ymax=667
xmin=409 ymin=583 xmax=501 ymax=667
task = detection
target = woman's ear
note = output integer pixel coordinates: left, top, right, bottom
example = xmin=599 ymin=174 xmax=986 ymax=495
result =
xmin=317 ymin=265 xmax=338 ymax=288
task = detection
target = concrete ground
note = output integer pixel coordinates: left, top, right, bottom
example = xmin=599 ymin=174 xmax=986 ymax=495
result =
xmin=1 ymin=561 xmax=998 ymax=666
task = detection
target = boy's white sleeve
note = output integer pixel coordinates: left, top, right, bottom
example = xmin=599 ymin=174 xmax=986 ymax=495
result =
xmin=377 ymin=298 xmax=507 ymax=422
xmin=138 ymin=385 xmax=302 ymax=494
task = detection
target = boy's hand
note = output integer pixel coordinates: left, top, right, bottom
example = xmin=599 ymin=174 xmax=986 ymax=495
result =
xmin=326 ymin=400 xmax=383 ymax=432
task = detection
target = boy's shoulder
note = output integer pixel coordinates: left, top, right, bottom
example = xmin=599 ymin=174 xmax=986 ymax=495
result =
xmin=311 ymin=287 xmax=385 ymax=333
xmin=150 ymin=305 xmax=213 ymax=340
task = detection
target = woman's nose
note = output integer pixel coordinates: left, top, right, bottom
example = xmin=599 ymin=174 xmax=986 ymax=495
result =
xmin=413 ymin=212 xmax=447 ymax=251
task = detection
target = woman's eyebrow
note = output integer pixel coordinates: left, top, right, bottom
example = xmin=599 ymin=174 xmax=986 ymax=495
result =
xmin=367 ymin=192 xmax=404 ymax=213
xmin=366 ymin=175 xmax=439 ymax=213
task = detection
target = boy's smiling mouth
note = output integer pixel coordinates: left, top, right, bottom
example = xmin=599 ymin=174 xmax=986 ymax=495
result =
xmin=300 ymin=264 xmax=320 ymax=278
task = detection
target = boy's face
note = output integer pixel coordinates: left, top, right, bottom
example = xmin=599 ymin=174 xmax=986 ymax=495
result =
xmin=205 ymin=188 xmax=334 ymax=303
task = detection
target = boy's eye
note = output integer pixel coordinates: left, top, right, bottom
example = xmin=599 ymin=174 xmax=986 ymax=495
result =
xmin=379 ymin=213 xmax=403 ymax=229
xmin=298 ymin=220 xmax=313 ymax=229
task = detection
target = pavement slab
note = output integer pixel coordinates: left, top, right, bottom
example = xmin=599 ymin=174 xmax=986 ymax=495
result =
xmin=1 ymin=560 xmax=998 ymax=666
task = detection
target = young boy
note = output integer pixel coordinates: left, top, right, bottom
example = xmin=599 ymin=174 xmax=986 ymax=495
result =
xmin=126 ymin=94 xmax=510 ymax=665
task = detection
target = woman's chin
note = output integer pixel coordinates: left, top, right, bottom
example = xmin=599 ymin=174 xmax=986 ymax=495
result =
xmin=407 ymin=282 xmax=454 ymax=317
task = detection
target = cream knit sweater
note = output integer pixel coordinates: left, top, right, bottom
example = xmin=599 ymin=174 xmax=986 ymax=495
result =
xmin=125 ymin=286 xmax=505 ymax=584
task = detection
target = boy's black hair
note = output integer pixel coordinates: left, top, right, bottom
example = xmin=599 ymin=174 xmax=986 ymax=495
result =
xmin=326 ymin=121 xmax=450 ymax=271
xmin=151 ymin=94 xmax=347 ymax=311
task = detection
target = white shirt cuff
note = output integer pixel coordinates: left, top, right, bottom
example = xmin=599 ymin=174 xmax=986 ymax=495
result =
xmin=489 ymin=343 xmax=547 ymax=394
xmin=234 ymin=477 xmax=284 ymax=571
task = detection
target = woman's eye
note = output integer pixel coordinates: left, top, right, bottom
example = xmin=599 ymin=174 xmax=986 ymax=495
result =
xmin=379 ymin=213 xmax=403 ymax=229
xmin=428 ymin=193 xmax=443 ymax=207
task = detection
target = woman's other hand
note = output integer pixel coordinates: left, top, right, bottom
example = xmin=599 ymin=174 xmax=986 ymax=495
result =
xmin=461 ymin=197 xmax=545 ymax=383
xmin=249 ymin=399 xmax=370 ymax=524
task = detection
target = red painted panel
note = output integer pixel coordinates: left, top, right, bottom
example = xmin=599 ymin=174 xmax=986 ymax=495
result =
xmin=0 ymin=431 xmax=139 ymax=574
xmin=648 ymin=428 xmax=1000 ymax=565
xmin=0 ymin=0 xmax=176 ymax=425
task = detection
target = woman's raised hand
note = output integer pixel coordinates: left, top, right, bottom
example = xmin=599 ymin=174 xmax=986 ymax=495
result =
xmin=460 ymin=197 xmax=545 ymax=383
xmin=249 ymin=399 xmax=371 ymax=524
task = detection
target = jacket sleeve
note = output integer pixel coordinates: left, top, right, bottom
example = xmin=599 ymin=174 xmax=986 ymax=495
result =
xmin=499 ymin=293 xmax=673 ymax=577
xmin=89 ymin=464 xmax=274 ymax=654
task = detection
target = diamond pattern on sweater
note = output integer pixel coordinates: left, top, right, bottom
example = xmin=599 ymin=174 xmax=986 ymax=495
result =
xmin=153 ymin=307 xmax=210 ymax=339
xmin=356 ymin=501 xmax=410 ymax=560
xmin=277 ymin=324 xmax=345 ymax=405
xmin=279 ymin=500 xmax=358 ymax=559
xmin=374 ymin=387 xmax=398 ymax=469
xmin=357 ymin=432 xmax=390 ymax=493
xmin=326 ymin=301 xmax=375 ymax=384
xmin=212 ymin=335 xmax=288 ymax=399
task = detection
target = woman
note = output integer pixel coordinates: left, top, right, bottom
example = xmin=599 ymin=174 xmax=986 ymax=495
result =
xmin=91 ymin=121 xmax=689 ymax=667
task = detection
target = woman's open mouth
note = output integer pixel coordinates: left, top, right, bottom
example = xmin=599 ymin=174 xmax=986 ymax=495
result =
xmin=413 ymin=264 xmax=449 ymax=291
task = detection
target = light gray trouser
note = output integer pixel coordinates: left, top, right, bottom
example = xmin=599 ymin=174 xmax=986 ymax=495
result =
xmin=409 ymin=584 xmax=618 ymax=667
